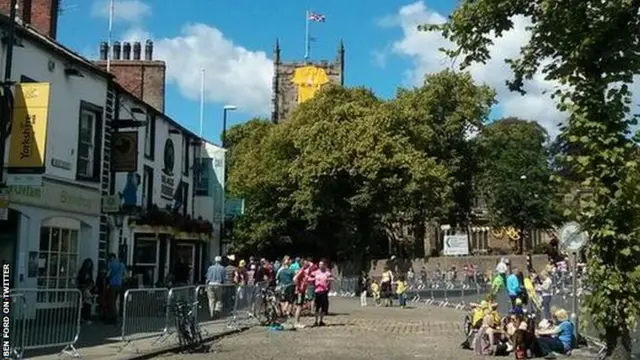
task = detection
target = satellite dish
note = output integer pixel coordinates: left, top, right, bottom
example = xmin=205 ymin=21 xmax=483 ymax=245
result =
xmin=558 ymin=221 xmax=589 ymax=252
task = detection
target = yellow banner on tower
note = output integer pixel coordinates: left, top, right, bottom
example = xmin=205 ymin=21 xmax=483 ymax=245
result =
xmin=291 ymin=65 xmax=330 ymax=103
xmin=8 ymin=83 xmax=51 ymax=173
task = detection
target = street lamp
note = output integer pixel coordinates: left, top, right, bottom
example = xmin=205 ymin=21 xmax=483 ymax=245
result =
xmin=221 ymin=105 xmax=237 ymax=148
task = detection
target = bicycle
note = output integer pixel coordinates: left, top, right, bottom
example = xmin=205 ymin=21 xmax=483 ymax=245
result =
xmin=171 ymin=300 xmax=204 ymax=351
xmin=255 ymin=286 xmax=282 ymax=326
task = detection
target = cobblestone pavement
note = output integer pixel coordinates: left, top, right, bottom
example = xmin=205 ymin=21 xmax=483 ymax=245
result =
xmin=158 ymin=298 xmax=597 ymax=360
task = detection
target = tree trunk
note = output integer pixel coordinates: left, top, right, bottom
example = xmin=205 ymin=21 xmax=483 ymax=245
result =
xmin=605 ymin=325 xmax=632 ymax=360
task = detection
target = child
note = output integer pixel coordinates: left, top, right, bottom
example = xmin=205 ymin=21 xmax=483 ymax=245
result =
xmin=396 ymin=276 xmax=408 ymax=308
xmin=370 ymin=279 xmax=381 ymax=306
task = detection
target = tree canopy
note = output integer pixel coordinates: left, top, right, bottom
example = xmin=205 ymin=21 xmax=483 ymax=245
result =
xmin=475 ymin=118 xmax=559 ymax=252
xmin=422 ymin=1 xmax=640 ymax=358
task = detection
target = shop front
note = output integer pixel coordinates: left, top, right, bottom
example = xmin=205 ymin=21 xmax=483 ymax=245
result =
xmin=5 ymin=179 xmax=101 ymax=308
xmin=124 ymin=207 xmax=213 ymax=287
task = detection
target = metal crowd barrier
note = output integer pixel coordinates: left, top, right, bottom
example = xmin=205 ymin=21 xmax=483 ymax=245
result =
xmin=120 ymin=287 xmax=170 ymax=352
xmin=9 ymin=289 xmax=83 ymax=359
xmin=120 ymin=283 xmax=262 ymax=353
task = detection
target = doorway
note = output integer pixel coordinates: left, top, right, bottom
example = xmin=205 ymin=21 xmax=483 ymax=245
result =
xmin=0 ymin=209 xmax=18 ymax=287
xmin=172 ymin=243 xmax=195 ymax=285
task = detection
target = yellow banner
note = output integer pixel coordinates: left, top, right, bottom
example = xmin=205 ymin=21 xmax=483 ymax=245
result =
xmin=291 ymin=65 xmax=330 ymax=103
xmin=8 ymin=83 xmax=51 ymax=172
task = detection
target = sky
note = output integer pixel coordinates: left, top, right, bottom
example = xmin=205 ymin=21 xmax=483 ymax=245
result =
xmin=54 ymin=0 xmax=638 ymax=143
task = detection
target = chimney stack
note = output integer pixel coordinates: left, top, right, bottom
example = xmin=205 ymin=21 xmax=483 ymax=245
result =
xmin=99 ymin=42 xmax=108 ymax=60
xmin=0 ymin=0 xmax=60 ymax=38
xmin=122 ymin=42 xmax=131 ymax=60
xmin=144 ymin=40 xmax=153 ymax=60
xmin=132 ymin=42 xmax=141 ymax=60
xmin=112 ymin=41 xmax=121 ymax=60
xmin=96 ymin=38 xmax=166 ymax=113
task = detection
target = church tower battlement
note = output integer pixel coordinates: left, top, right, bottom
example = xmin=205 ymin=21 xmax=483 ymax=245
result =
xmin=271 ymin=40 xmax=345 ymax=123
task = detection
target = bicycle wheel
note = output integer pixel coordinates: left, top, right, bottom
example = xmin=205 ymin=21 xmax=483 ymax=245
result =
xmin=189 ymin=317 xmax=203 ymax=345
xmin=462 ymin=314 xmax=471 ymax=335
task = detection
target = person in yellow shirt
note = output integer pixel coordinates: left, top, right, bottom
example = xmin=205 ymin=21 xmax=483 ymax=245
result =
xmin=396 ymin=276 xmax=409 ymax=308
xmin=370 ymin=279 xmax=381 ymax=306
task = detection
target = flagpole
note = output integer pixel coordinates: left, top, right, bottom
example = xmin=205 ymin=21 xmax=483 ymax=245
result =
xmin=106 ymin=0 xmax=114 ymax=72
xmin=304 ymin=10 xmax=310 ymax=60
xmin=199 ymin=68 xmax=205 ymax=137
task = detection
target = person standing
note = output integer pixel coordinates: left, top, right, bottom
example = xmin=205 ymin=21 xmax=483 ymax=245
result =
xmin=77 ymin=258 xmax=94 ymax=324
xmin=359 ymin=271 xmax=369 ymax=307
xmin=537 ymin=271 xmax=554 ymax=319
xmin=205 ymin=256 xmax=226 ymax=318
xmin=507 ymin=268 xmax=523 ymax=308
xmin=380 ymin=265 xmax=394 ymax=307
xmin=276 ymin=257 xmax=295 ymax=316
xmin=309 ymin=260 xmax=333 ymax=327
xmin=496 ymin=258 xmax=509 ymax=286
xmin=106 ymin=253 xmax=125 ymax=324
xmin=292 ymin=261 xmax=310 ymax=328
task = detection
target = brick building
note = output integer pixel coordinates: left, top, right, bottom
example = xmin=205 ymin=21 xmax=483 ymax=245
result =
xmin=271 ymin=40 xmax=345 ymax=123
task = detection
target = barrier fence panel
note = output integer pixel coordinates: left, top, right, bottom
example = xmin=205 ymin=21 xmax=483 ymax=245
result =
xmin=9 ymin=292 xmax=26 ymax=359
xmin=165 ymin=286 xmax=197 ymax=337
xmin=120 ymin=287 xmax=170 ymax=352
xmin=230 ymin=283 xmax=264 ymax=328
xmin=10 ymin=288 xmax=82 ymax=358
xmin=194 ymin=284 xmax=238 ymax=328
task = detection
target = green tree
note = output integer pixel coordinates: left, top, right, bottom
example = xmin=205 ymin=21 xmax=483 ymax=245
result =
xmin=475 ymin=118 xmax=558 ymax=253
xmin=285 ymin=86 xmax=450 ymax=263
xmin=225 ymin=119 xmax=295 ymax=255
xmin=390 ymin=70 xmax=495 ymax=255
xmin=422 ymin=2 xmax=640 ymax=358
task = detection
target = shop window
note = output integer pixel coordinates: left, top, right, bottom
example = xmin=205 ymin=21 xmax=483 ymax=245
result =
xmin=133 ymin=238 xmax=158 ymax=286
xmin=37 ymin=226 xmax=79 ymax=304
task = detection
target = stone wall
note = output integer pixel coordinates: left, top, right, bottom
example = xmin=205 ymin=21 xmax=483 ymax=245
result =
xmin=334 ymin=255 xmax=550 ymax=278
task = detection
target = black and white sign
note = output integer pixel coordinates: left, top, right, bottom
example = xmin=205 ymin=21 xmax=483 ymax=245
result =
xmin=443 ymin=234 xmax=469 ymax=256
xmin=558 ymin=221 xmax=588 ymax=253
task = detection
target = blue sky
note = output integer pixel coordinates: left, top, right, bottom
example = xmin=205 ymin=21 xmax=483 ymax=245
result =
xmin=56 ymin=1 xmax=567 ymax=142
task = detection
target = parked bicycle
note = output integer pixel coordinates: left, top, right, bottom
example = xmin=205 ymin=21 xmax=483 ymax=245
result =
xmin=171 ymin=300 xmax=204 ymax=351
xmin=256 ymin=286 xmax=285 ymax=326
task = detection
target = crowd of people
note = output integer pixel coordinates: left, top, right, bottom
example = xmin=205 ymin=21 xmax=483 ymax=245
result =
xmin=462 ymin=256 xmax=579 ymax=359
xmin=204 ymin=255 xmax=335 ymax=328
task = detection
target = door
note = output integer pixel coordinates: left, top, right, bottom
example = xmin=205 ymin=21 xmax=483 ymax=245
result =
xmin=0 ymin=210 xmax=18 ymax=287
xmin=173 ymin=243 xmax=195 ymax=285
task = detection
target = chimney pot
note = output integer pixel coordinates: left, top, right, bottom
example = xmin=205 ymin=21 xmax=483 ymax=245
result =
xmin=99 ymin=41 xmax=108 ymax=60
xmin=122 ymin=42 xmax=131 ymax=60
xmin=113 ymin=41 xmax=121 ymax=60
xmin=133 ymin=42 xmax=141 ymax=60
xmin=144 ymin=39 xmax=153 ymax=60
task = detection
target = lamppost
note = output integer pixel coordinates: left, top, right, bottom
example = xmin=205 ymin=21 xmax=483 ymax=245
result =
xmin=220 ymin=104 xmax=236 ymax=255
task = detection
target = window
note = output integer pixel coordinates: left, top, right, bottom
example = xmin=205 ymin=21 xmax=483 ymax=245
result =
xmin=142 ymin=166 xmax=153 ymax=211
xmin=144 ymin=112 xmax=155 ymax=160
xmin=78 ymin=111 xmax=95 ymax=177
xmin=76 ymin=101 xmax=103 ymax=182
xmin=181 ymin=182 xmax=189 ymax=216
xmin=182 ymin=135 xmax=189 ymax=175
xmin=195 ymin=158 xmax=212 ymax=196
xmin=37 ymin=226 xmax=79 ymax=304
xmin=133 ymin=237 xmax=158 ymax=286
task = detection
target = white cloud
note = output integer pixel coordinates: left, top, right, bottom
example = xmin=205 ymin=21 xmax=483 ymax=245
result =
xmin=383 ymin=2 xmax=568 ymax=135
xmin=91 ymin=0 xmax=151 ymax=23
xmin=123 ymin=24 xmax=273 ymax=116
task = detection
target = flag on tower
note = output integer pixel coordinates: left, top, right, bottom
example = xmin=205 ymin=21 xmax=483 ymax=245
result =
xmin=308 ymin=11 xmax=326 ymax=22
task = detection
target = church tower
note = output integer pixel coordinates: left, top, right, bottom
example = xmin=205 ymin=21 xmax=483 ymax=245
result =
xmin=271 ymin=40 xmax=345 ymax=123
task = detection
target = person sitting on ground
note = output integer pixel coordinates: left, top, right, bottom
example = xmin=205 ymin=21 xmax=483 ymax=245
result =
xmin=512 ymin=297 xmax=525 ymax=317
xmin=535 ymin=308 xmax=575 ymax=358
xmin=474 ymin=314 xmax=498 ymax=356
